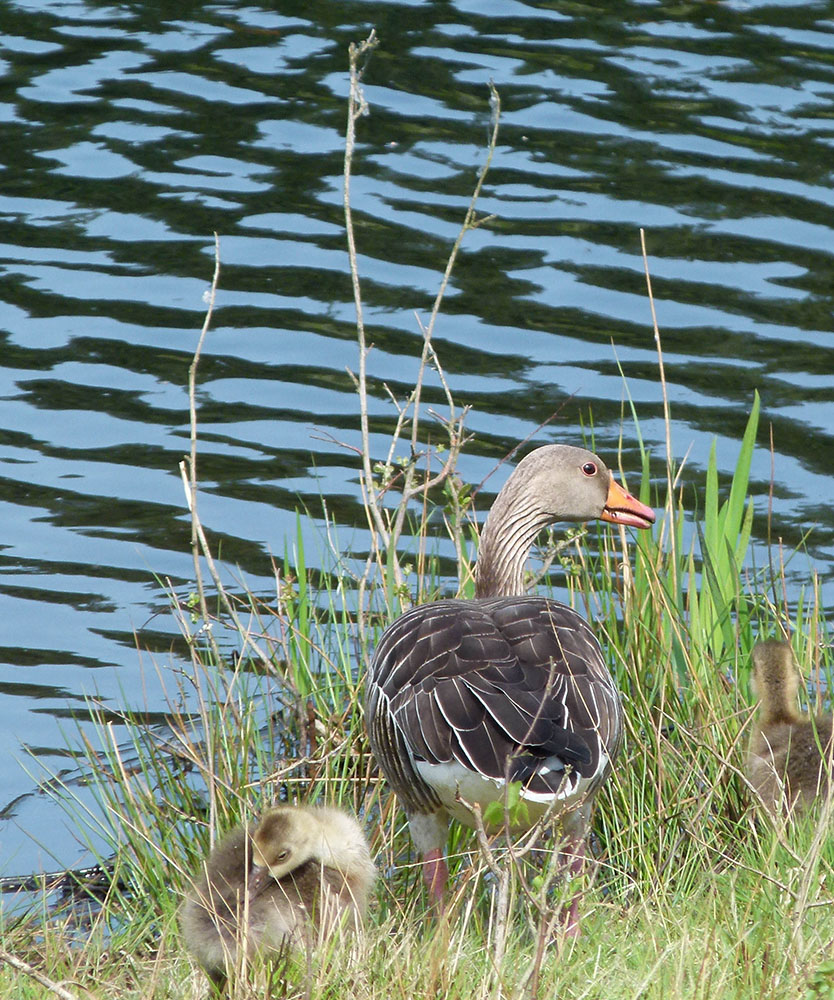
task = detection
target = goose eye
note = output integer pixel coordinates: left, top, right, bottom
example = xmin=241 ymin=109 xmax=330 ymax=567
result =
xmin=581 ymin=462 xmax=597 ymax=477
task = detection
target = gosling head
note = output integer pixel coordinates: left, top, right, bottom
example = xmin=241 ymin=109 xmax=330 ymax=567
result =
xmin=251 ymin=806 xmax=320 ymax=882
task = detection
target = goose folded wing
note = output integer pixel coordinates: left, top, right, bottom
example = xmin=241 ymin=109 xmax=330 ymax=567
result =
xmin=393 ymin=671 xmax=593 ymax=780
xmin=376 ymin=602 xmax=517 ymax=691
xmin=377 ymin=598 xmax=607 ymax=785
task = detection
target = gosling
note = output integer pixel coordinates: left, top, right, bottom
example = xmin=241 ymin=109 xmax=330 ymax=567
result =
xmin=181 ymin=805 xmax=376 ymax=991
xmin=747 ymin=639 xmax=834 ymax=818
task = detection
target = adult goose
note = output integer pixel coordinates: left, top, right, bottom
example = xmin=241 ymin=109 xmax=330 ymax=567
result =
xmin=182 ymin=805 xmax=376 ymax=991
xmin=366 ymin=444 xmax=654 ymax=928
xmin=747 ymin=640 xmax=834 ymax=818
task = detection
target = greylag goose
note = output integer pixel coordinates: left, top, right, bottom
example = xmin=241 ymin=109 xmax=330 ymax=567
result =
xmin=366 ymin=443 xmax=654 ymax=930
xmin=747 ymin=640 xmax=834 ymax=818
xmin=181 ymin=805 xmax=376 ymax=991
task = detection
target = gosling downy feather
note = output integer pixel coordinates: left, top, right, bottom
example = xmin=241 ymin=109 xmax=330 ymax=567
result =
xmin=181 ymin=805 xmax=376 ymax=991
xmin=747 ymin=640 xmax=834 ymax=818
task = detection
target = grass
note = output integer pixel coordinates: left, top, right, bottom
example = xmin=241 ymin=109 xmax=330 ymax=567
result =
xmin=2 ymin=404 xmax=833 ymax=1000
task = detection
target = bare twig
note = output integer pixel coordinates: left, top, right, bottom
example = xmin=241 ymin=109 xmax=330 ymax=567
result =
xmin=344 ymin=30 xmax=384 ymax=545
xmin=178 ymin=237 xmax=275 ymax=675
xmin=343 ymin=35 xmax=501 ymax=633
xmin=0 ymin=949 xmax=80 ymax=1000
xmin=472 ymin=397 xmax=575 ymax=502
xmin=406 ymin=81 xmax=501 ymax=458
xmin=454 ymin=794 xmax=512 ymax=996
xmin=177 ymin=236 xmax=288 ymax=842
xmin=181 ymin=232 xmax=224 ymax=666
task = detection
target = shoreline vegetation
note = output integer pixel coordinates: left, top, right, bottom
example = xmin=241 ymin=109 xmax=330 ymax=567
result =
xmin=3 ymin=31 xmax=834 ymax=1000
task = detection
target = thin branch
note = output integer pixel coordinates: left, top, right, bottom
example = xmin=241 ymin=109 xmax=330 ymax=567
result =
xmin=419 ymin=82 xmax=502 ymax=363
xmin=180 ymin=238 xmax=274 ymax=675
xmin=0 ymin=949 xmax=81 ymax=1000
xmin=384 ymin=85 xmax=503 ymax=563
xmin=344 ymin=30 xmax=385 ymax=550
xmin=454 ymin=794 xmax=511 ymax=990
xmin=344 ymin=45 xmax=501 ymax=638
xmin=471 ymin=397 xmax=574 ymax=502
xmin=184 ymin=232 xmax=223 ymax=665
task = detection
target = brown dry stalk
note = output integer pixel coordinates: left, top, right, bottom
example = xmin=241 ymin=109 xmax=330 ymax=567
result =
xmin=0 ymin=948 xmax=81 ymax=1000
xmin=343 ymin=33 xmax=499 ymax=633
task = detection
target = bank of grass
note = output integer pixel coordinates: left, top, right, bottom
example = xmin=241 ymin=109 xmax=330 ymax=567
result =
xmin=12 ymin=827 xmax=834 ymax=1000
xmin=2 ymin=400 xmax=834 ymax=1000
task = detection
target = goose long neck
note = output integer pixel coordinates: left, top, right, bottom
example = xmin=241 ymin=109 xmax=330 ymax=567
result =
xmin=752 ymin=644 xmax=801 ymax=727
xmin=474 ymin=486 xmax=551 ymax=598
xmin=758 ymin=673 xmax=800 ymax=727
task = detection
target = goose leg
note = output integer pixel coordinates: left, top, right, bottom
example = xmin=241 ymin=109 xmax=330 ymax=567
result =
xmin=557 ymin=835 xmax=586 ymax=937
xmin=409 ymin=813 xmax=449 ymax=910
xmin=422 ymin=848 xmax=448 ymax=910
xmin=557 ymin=806 xmax=590 ymax=937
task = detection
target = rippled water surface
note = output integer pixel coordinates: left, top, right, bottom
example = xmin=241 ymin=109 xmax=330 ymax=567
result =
xmin=1 ymin=0 xmax=833 ymax=878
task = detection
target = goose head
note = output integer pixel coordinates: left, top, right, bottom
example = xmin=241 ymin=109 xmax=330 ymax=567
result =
xmin=475 ymin=444 xmax=655 ymax=597
xmin=541 ymin=445 xmax=651 ymax=527
xmin=249 ymin=807 xmax=319 ymax=889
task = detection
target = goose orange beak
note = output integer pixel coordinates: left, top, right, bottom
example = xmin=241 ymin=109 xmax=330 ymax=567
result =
xmin=600 ymin=477 xmax=655 ymax=529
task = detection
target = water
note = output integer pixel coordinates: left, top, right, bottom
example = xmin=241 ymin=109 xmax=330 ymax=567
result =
xmin=1 ymin=0 xmax=833 ymax=883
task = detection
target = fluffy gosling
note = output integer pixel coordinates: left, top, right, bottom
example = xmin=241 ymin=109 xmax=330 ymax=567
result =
xmin=747 ymin=639 xmax=834 ymax=818
xmin=181 ymin=805 xmax=376 ymax=991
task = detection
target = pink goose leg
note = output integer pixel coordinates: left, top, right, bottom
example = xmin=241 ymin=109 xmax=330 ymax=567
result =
xmin=422 ymin=848 xmax=449 ymax=910
xmin=558 ymin=835 xmax=586 ymax=937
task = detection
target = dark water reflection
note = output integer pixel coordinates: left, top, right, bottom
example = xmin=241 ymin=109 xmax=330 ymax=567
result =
xmin=1 ymin=0 xmax=833 ymax=878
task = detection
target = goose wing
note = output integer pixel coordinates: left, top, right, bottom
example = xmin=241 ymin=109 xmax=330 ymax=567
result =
xmin=367 ymin=596 xmax=622 ymax=804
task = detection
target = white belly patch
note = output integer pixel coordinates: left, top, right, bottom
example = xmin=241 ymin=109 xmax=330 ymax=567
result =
xmin=413 ymin=757 xmax=606 ymax=833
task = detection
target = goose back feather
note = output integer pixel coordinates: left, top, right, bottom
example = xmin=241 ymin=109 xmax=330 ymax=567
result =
xmin=369 ymin=595 xmax=622 ymax=823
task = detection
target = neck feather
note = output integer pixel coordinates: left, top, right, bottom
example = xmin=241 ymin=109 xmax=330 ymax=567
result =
xmin=474 ymin=488 xmax=551 ymax=598
xmin=314 ymin=825 xmax=364 ymax=874
xmin=758 ymin=676 xmax=801 ymax=727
